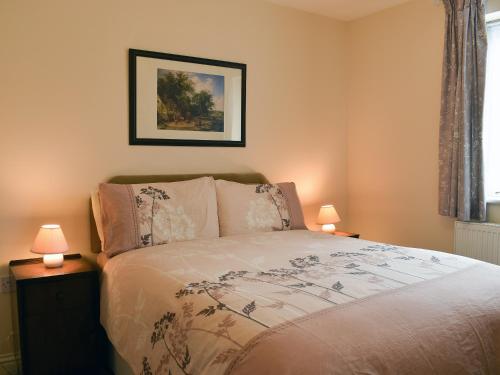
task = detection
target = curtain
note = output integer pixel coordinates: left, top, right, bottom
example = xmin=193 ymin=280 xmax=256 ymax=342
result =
xmin=439 ymin=0 xmax=487 ymax=221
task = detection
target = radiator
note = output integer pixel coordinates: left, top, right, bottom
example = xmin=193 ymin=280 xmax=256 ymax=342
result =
xmin=454 ymin=221 xmax=500 ymax=265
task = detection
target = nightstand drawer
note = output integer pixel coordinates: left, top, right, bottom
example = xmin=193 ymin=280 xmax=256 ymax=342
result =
xmin=23 ymin=276 xmax=95 ymax=316
xmin=23 ymin=308 xmax=99 ymax=374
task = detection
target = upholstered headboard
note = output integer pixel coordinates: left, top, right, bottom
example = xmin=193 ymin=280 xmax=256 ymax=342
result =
xmin=89 ymin=173 xmax=269 ymax=252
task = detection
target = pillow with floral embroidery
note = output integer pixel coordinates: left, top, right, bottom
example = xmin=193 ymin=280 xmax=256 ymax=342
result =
xmin=215 ymin=180 xmax=306 ymax=237
xmin=99 ymin=177 xmax=219 ymax=257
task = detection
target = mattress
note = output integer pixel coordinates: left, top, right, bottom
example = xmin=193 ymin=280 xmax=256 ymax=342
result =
xmin=99 ymin=230 xmax=500 ymax=374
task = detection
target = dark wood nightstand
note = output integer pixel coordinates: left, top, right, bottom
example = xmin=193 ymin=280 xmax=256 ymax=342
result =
xmin=9 ymin=254 xmax=101 ymax=375
xmin=333 ymin=231 xmax=360 ymax=239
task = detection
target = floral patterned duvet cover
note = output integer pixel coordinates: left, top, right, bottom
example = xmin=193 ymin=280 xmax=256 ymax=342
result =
xmin=100 ymin=230 xmax=480 ymax=375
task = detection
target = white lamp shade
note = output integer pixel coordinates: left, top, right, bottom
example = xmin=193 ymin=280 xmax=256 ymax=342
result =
xmin=31 ymin=224 xmax=69 ymax=255
xmin=317 ymin=205 xmax=341 ymax=225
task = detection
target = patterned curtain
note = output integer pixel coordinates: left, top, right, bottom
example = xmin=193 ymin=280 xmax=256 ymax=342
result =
xmin=439 ymin=0 xmax=487 ymax=221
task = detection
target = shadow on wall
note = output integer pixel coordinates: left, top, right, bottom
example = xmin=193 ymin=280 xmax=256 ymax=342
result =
xmin=0 ymin=293 xmax=14 ymax=357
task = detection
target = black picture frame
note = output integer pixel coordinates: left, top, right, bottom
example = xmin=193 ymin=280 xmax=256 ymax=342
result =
xmin=129 ymin=48 xmax=246 ymax=147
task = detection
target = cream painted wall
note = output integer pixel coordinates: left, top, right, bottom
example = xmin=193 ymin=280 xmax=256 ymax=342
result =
xmin=345 ymin=0 xmax=500 ymax=251
xmin=1 ymin=0 xmax=498 ymax=360
xmin=489 ymin=0 xmax=500 ymax=12
xmin=346 ymin=0 xmax=456 ymax=251
xmin=0 ymin=0 xmax=349 ymax=355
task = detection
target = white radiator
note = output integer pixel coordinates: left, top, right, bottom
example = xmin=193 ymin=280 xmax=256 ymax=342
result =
xmin=454 ymin=221 xmax=500 ymax=265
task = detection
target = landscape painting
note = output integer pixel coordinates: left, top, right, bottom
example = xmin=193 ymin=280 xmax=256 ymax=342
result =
xmin=157 ymin=69 xmax=224 ymax=132
xmin=130 ymin=49 xmax=246 ymax=147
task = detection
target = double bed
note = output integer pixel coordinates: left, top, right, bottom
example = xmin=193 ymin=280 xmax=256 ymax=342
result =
xmin=92 ymin=174 xmax=500 ymax=375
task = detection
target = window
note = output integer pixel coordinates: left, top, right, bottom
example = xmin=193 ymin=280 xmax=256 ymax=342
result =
xmin=484 ymin=13 xmax=500 ymax=201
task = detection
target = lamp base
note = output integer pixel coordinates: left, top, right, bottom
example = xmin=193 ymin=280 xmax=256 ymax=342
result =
xmin=43 ymin=253 xmax=64 ymax=268
xmin=321 ymin=224 xmax=336 ymax=234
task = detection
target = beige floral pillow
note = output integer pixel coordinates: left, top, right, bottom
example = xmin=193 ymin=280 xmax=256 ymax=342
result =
xmin=215 ymin=180 xmax=306 ymax=236
xmin=99 ymin=177 xmax=219 ymax=257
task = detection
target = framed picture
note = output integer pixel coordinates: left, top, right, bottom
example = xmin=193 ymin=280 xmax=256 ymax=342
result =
xmin=129 ymin=49 xmax=246 ymax=147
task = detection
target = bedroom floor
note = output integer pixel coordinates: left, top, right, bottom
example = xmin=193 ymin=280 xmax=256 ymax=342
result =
xmin=0 ymin=361 xmax=18 ymax=375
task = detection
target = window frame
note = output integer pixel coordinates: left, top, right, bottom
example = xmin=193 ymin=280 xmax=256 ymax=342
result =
xmin=484 ymin=13 xmax=500 ymax=203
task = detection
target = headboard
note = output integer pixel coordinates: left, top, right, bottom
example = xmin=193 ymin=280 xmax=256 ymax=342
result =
xmin=89 ymin=173 xmax=269 ymax=253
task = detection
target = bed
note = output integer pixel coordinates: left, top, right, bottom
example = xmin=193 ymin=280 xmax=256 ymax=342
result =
xmin=92 ymin=174 xmax=500 ymax=375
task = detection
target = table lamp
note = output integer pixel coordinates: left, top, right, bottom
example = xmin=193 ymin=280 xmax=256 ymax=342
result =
xmin=317 ymin=204 xmax=340 ymax=233
xmin=31 ymin=224 xmax=69 ymax=268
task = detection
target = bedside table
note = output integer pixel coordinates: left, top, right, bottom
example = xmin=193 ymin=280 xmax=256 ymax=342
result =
xmin=9 ymin=254 xmax=101 ymax=375
xmin=333 ymin=231 xmax=360 ymax=239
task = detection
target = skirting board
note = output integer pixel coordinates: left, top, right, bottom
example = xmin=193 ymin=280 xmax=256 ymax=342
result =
xmin=0 ymin=352 xmax=17 ymax=364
